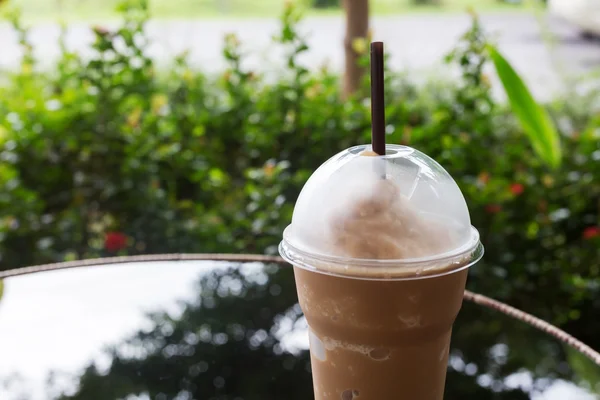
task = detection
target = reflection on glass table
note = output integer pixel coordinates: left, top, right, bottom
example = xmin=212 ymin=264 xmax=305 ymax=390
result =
xmin=0 ymin=260 xmax=598 ymax=400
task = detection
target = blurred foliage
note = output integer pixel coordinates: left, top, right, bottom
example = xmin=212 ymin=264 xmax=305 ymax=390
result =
xmin=0 ymin=0 xmax=599 ymax=391
xmin=311 ymin=0 xmax=340 ymax=9
xmin=566 ymin=346 xmax=600 ymax=393
xmin=413 ymin=0 xmax=442 ymax=5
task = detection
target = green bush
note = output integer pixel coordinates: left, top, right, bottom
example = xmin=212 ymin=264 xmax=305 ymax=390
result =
xmin=0 ymin=0 xmax=599 ymax=344
xmin=311 ymin=0 xmax=341 ymax=8
xmin=412 ymin=0 xmax=441 ymax=5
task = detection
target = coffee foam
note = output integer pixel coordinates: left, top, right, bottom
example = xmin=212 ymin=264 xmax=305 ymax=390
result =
xmin=327 ymin=178 xmax=459 ymax=260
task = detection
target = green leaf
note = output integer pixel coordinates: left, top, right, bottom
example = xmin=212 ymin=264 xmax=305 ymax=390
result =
xmin=0 ymin=280 xmax=3 ymax=302
xmin=487 ymin=44 xmax=562 ymax=169
xmin=565 ymin=345 xmax=600 ymax=391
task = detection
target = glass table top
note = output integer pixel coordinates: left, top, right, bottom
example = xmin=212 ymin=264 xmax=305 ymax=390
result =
xmin=0 ymin=260 xmax=598 ymax=400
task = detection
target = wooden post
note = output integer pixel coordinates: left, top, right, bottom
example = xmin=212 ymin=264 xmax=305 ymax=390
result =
xmin=342 ymin=0 xmax=369 ymax=98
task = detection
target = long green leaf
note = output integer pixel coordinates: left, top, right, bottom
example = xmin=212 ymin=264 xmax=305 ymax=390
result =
xmin=0 ymin=280 xmax=3 ymax=302
xmin=487 ymin=44 xmax=562 ymax=168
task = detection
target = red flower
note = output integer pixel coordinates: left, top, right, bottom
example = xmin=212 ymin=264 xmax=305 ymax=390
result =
xmin=104 ymin=232 xmax=128 ymax=252
xmin=510 ymin=183 xmax=524 ymax=196
xmin=485 ymin=204 xmax=502 ymax=214
xmin=583 ymin=226 xmax=600 ymax=240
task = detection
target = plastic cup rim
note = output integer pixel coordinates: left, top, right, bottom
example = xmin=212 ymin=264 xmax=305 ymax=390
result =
xmin=279 ymin=225 xmax=484 ymax=281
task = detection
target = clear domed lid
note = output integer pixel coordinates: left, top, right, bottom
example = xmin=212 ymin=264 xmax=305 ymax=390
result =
xmin=280 ymin=144 xmax=482 ymax=279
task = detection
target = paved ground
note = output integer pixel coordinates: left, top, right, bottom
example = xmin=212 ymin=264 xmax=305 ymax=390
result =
xmin=1 ymin=13 xmax=599 ymax=99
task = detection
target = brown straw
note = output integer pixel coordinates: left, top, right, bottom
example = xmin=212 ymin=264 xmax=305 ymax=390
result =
xmin=2 ymin=254 xmax=599 ymax=367
xmin=370 ymin=41 xmax=386 ymax=156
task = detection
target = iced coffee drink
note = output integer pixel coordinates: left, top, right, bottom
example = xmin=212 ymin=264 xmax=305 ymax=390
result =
xmin=279 ymin=144 xmax=483 ymax=400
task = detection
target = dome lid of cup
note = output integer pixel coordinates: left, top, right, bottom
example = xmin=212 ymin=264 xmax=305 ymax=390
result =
xmin=279 ymin=144 xmax=483 ymax=278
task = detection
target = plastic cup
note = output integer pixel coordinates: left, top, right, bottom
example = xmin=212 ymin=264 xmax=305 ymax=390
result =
xmin=279 ymin=144 xmax=483 ymax=400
